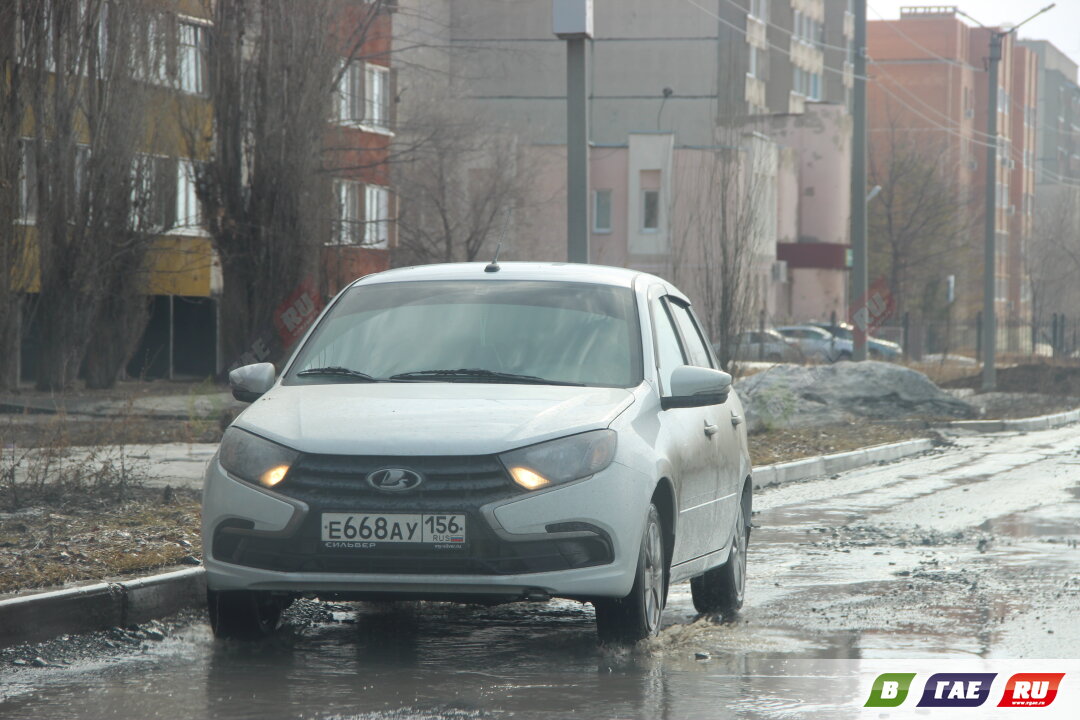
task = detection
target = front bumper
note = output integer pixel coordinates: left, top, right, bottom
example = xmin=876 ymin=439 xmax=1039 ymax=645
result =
xmin=201 ymin=455 xmax=649 ymax=600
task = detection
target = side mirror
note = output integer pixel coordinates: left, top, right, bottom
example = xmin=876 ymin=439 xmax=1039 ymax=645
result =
xmin=229 ymin=362 xmax=276 ymax=403
xmin=662 ymin=365 xmax=732 ymax=410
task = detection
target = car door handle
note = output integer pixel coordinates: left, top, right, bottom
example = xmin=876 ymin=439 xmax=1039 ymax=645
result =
xmin=704 ymin=421 xmax=719 ymax=437
xmin=730 ymin=413 xmax=743 ymax=427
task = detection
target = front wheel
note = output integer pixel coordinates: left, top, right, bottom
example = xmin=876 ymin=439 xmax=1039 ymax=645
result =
xmin=690 ymin=499 xmax=748 ymax=616
xmin=207 ymin=589 xmax=288 ymax=640
xmin=594 ymin=504 xmax=667 ymax=644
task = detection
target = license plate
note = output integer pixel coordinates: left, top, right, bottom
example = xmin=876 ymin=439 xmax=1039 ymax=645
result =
xmin=320 ymin=513 xmax=466 ymax=545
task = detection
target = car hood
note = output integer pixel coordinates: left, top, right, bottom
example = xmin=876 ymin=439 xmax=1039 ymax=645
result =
xmin=233 ymin=382 xmax=637 ymax=456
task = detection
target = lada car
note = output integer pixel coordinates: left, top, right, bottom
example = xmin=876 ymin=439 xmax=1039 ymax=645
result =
xmin=202 ymin=262 xmax=753 ymax=643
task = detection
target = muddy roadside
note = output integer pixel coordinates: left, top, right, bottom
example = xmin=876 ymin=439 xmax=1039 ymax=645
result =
xmin=2 ymin=366 xmax=1077 ymax=600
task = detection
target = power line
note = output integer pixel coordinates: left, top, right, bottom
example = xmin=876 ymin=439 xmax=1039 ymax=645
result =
xmin=716 ymin=0 xmax=854 ymax=55
xmin=680 ymin=0 xmax=869 ymax=83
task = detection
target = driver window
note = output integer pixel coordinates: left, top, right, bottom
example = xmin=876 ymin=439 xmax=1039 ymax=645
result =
xmin=651 ymin=298 xmax=685 ymax=393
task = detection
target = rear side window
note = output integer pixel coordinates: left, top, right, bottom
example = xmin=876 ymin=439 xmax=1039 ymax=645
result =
xmin=668 ymin=301 xmax=714 ymax=369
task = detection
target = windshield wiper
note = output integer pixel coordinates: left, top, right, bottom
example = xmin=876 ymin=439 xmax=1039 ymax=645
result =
xmin=296 ymin=366 xmax=379 ymax=382
xmin=388 ymin=368 xmax=583 ymax=386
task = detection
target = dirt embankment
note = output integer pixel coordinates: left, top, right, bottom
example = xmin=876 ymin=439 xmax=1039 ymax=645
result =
xmin=941 ymin=362 xmax=1080 ymax=396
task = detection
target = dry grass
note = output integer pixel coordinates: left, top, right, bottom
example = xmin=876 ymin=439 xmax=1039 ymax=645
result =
xmin=750 ymin=422 xmax=933 ymax=467
xmin=0 ymin=489 xmax=201 ymax=595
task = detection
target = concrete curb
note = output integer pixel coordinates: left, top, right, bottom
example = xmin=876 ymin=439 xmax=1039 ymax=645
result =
xmin=0 ymin=567 xmax=205 ymax=648
xmin=947 ymin=407 xmax=1080 ymax=433
xmin=751 ymin=438 xmax=936 ymax=492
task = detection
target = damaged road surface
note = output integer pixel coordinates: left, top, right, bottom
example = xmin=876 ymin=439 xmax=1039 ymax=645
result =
xmin=2 ymin=425 xmax=1079 ymax=719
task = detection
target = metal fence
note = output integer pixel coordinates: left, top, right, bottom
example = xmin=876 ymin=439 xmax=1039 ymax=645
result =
xmin=876 ymin=313 xmax=1080 ymax=361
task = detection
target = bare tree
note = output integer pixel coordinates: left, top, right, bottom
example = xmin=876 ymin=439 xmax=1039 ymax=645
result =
xmin=16 ymin=0 xmax=167 ymax=390
xmin=0 ymin=3 xmax=36 ymax=388
xmin=392 ymin=100 xmax=525 ymax=266
xmin=669 ymin=127 xmax=773 ymax=371
xmin=868 ymin=126 xmax=974 ymax=325
xmin=188 ymin=0 xmax=389 ymax=367
xmin=1029 ymin=184 xmax=1080 ymax=328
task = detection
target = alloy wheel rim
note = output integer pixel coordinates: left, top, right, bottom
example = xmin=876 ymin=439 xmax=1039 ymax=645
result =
xmin=643 ymin=520 xmax=664 ymax=632
xmin=731 ymin=507 xmax=746 ymax=598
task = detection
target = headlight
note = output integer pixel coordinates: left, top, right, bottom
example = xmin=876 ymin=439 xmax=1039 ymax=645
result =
xmin=500 ymin=430 xmax=617 ymax=491
xmin=218 ymin=427 xmax=299 ymax=489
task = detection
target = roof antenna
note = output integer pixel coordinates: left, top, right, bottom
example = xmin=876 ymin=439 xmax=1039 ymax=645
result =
xmin=484 ymin=242 xmax=502 ymax=273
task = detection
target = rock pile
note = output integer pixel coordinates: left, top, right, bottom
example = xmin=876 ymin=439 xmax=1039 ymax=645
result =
xmin=735 ymin=361 xmax=976 ymax=431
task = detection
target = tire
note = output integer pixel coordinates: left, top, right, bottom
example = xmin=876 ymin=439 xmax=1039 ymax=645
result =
xmin=207 ymin=589 xmax=287 ymax=640
xmin=690 ymin=497 xmax=749 ymax=616
xmin=837 ymin=351 xmax=852 ymax=362
xmin=766 ymin=353 xmax=783 ymax=363
xmin=594 ymin=504 xmax=667 ymax=644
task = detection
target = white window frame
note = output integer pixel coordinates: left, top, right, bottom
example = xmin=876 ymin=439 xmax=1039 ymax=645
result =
xmin=174 ymin=158 xmax=203 ymax=233
xmin=365 ymin=63 xmax=390 ymax=130
xmin=177 ymin=21 xmax=208 ymax=95
xmin=17 ymin=138 xmax=38 ymax=224
xmin=334 ymin=179 xmax=363 ymax=245
xmin=364 ymin=184 xmax=390 ymax=248
xmin=593 ymin=189 xmax=612 ymax=233
xmin=337 ymin=60 xmax=365 ymax=126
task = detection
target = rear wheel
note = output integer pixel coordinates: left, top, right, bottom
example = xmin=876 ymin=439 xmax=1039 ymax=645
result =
xmin=207 ymin=589 xmax=288 ymax=640
xmin=690 ymin=497 xmax=748 ymax=616
xmin=594 ymin=504 xmax=667 ymax=644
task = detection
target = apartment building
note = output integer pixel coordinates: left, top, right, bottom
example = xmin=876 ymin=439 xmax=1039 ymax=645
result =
xmin=1018 ymin=39 xmax=1080 ymax=321
xmin=867 ymin=7 xmax=1036 ymax=337
xmin=394 ymin=0 xmax=854 ymax=325
xmin=6 ymin=1 xmax=395 ymax=383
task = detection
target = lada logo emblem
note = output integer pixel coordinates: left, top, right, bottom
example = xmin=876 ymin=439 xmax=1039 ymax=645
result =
xmin=366 ymin=468 xmax=423 ymax=492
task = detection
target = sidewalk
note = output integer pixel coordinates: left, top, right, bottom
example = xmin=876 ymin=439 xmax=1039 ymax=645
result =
xmin=0 ymin=382 xmax=243 ymax=421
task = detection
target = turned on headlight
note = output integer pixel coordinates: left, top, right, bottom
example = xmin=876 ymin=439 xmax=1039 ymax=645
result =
xmin=218 ymin=427 xmax=299 ymax=489
xmin=501 ymin=430 xmax=617 ymax=491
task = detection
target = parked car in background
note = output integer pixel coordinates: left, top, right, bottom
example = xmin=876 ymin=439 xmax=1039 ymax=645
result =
xmin=776 ymin=325 xmax=854 ymax=362
xmin=717 ymin=329 xmax=802 ymax=363
xmin=807 ymin=322 xmax=902 ymax=361
xmin=204 ymin=262 xmax=753 ymax=644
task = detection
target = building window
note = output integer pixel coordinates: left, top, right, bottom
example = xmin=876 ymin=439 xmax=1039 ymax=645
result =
xmin=178 ymin=22 xmax=207 ymax=95
xmin=748 ymin=0 xmax=768 ymax=21
xmin=593 ymin=189 xmax=612 ymax=233
xmin=176 ymin=159 xmax=201 ymax=230
xmin=642 ymin=190 xmax=659 ymax=232
xmin=365 ymin=64 xmax=389 ymax=129
xmin=335 ymin=179 xmax=363 ymax=245
xmin=365 ymin=184 xmax=390 ymax=248
xmin=748 ymin=45 xmax=763 ymax=79
xmin=337 ymin=61 xmax=390 ymax=130
xmin=130 ymin=153 xmax=174 ymax=231
xmin=17 ymin=139 xmax=37 ymax=223
xmin=338 ymin=61 xmax=365 ymax=125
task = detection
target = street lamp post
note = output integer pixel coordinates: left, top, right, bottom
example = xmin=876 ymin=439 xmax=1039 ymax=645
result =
xmin=553 ymin=0 xmax=593 ymax=264
xmin=959 ymin=4 xmax=1055 ymax=391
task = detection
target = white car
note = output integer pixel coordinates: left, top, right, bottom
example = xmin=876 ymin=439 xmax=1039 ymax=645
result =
xmin=777 ymin=325 xmax=854 ymax=362
xmin=202 ymin=262 xmax=752 ymax=643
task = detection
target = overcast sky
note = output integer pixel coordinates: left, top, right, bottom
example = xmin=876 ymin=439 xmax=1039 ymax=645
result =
xmin=867 ymin=1 xmax=1080 ymax=68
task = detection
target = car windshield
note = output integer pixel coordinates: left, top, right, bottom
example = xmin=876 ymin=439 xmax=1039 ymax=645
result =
xmin=286 ymin=279 xmax=643 ymax=388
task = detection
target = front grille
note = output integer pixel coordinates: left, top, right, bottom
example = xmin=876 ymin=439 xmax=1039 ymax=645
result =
xmin=276 ymin=453 xmax=517 ymax=510
xmin=212 ymin=452 xmax=613 ymax=575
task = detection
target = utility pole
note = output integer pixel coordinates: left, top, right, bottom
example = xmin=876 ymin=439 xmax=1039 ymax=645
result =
xmin=850 ymin=0 xmax=868 ymax=361
xmin=966 ymin=3 xmax=1055 ymax=391
xmin=982 ymin=31 xmax=1001 ymax=391
xmin=553 ymin=0 xmax=593 ymax=264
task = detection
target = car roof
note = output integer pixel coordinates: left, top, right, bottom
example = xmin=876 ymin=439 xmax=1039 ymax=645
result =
xmin=350 ymin=262 xmax=668 ymax=291
xmin=778 ymin=324 xmax=827 ymax=332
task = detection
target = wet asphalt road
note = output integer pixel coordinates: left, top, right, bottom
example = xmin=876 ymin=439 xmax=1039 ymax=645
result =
xmin=2 ymin=425 xmax=1079 ymax=719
